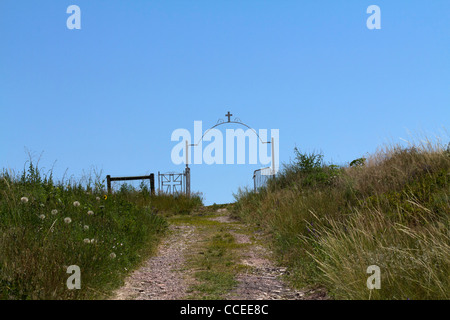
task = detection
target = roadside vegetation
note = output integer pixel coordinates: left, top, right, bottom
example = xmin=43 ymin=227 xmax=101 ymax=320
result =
xmin=0 ymin=162 xmax=202 ymax=299
xmin=233 ymin=140 xmax=450 ymax=299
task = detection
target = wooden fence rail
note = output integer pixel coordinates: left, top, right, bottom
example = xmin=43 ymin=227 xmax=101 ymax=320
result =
xmin=106 ymin=174 xmax=155 ymax=194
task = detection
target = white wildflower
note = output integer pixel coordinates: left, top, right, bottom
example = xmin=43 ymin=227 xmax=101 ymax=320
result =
xmin=83 ymin=238 xmax=90 ymax=244
xmin=73 ymin=201 xmax=80 ymax=207
xmin=87 ymin=210 xmax=94 ymax=216
xmin=51 ymin=209 xmax=58 ymax=215
xmin=109 ymin=252 xmax=116 ymax=259
xmin=20 ymin=197 xmax=29 ymax=203
xmin=39 ymin=214 xmax=45 ymax=220
xmin=64 ymin=217 xmax=72 ymax=224
xmin=96 ymin=196 xmax=100 ymax=201
xmin=83 ymin=225 xmax=89 ymax=230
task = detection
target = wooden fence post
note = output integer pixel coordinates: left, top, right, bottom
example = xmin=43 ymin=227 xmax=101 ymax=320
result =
xmin=106 ymin=175 xmax=111 ymax=194
xmin=150 ymin=173 xmax=155 ymax=195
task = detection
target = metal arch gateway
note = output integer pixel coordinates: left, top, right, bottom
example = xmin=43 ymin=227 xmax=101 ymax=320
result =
xmin=184 ymin=111 xmax=277 ymax=196
xmin=190 ymin=111 xmax=271 ymax=147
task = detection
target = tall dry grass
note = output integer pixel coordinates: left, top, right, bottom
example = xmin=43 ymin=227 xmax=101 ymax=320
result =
xmin=234 ymin=140 xmax=449 ymax=299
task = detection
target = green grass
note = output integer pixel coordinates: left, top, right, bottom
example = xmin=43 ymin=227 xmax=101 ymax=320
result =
xmin=233 ymin=140 xmax=450 ymax=300
xmin=188 ymin=231 xmax=243 ymax=300
xmin=0 ymin=162 xmax=202 ymax=300
xmin=169 ymin=213 xmax=223 ymax=226
xmin=177 ymin=213 xmax=246 ymax=300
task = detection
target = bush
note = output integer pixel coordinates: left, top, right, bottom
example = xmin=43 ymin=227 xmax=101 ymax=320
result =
xmin=268 ymin=149 xmax=341 ymax=190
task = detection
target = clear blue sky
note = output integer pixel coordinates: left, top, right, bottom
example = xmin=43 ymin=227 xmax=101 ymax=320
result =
xmin=1 ymin=1 xmax=449 ymax=205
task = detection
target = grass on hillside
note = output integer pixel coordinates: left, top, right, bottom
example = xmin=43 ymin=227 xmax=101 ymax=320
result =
xmin=0 ymin=163 xmax=202 ymax=300
xmin=233 ymin=141 xmax=450 ymax=300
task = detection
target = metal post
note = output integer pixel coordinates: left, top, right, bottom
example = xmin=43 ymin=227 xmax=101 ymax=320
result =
xmin=185 ymin=167 xmax=190 ymax=197
xmin=185 ymin=139 xmax=191 ymax=197
xmin=185 ymin=140 xmax=189 ymax=167
xmin=271 ymin=137 xmax=275 ymax=176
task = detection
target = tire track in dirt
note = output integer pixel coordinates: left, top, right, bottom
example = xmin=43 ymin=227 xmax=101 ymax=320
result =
xmin=113 ymin=209 xmax=328 ymax=300
xmin=112 ymin=224 xmax=197 ymax=300
xmin=210 ymin=213 xmax=305 ymax=300
xmin=209 ymin=211 xmax=328 ymax=300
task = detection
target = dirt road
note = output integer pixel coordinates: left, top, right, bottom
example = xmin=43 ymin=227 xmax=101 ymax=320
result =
xmin=113 ymin=209 xmax=328 ymax=300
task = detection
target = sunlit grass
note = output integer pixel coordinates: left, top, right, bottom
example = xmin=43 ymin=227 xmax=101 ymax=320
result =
xmin=178 ymin=213 xmax=246 ymax=300
xmin=233 ymin=139 xmax=450 ymax=299
xmin=0 ymin=162 xmax=201 ymax=299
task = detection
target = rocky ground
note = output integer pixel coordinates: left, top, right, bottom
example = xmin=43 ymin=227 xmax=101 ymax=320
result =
xmin=112 ymin=209 xmax=328 ymax=300
xmin=113 ymin=224 xmax=197 ymax=300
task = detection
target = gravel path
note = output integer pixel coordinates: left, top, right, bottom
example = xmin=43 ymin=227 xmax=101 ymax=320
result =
xmin=113 ymin=210 xmax=328 ymax=300
xmin=113 ymin=224 xmax=197 ymax=300
xmin=216 ymin=214 xmax=322 ymax=300
xmin=225 ymin=240 xmax=327 ymax=300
